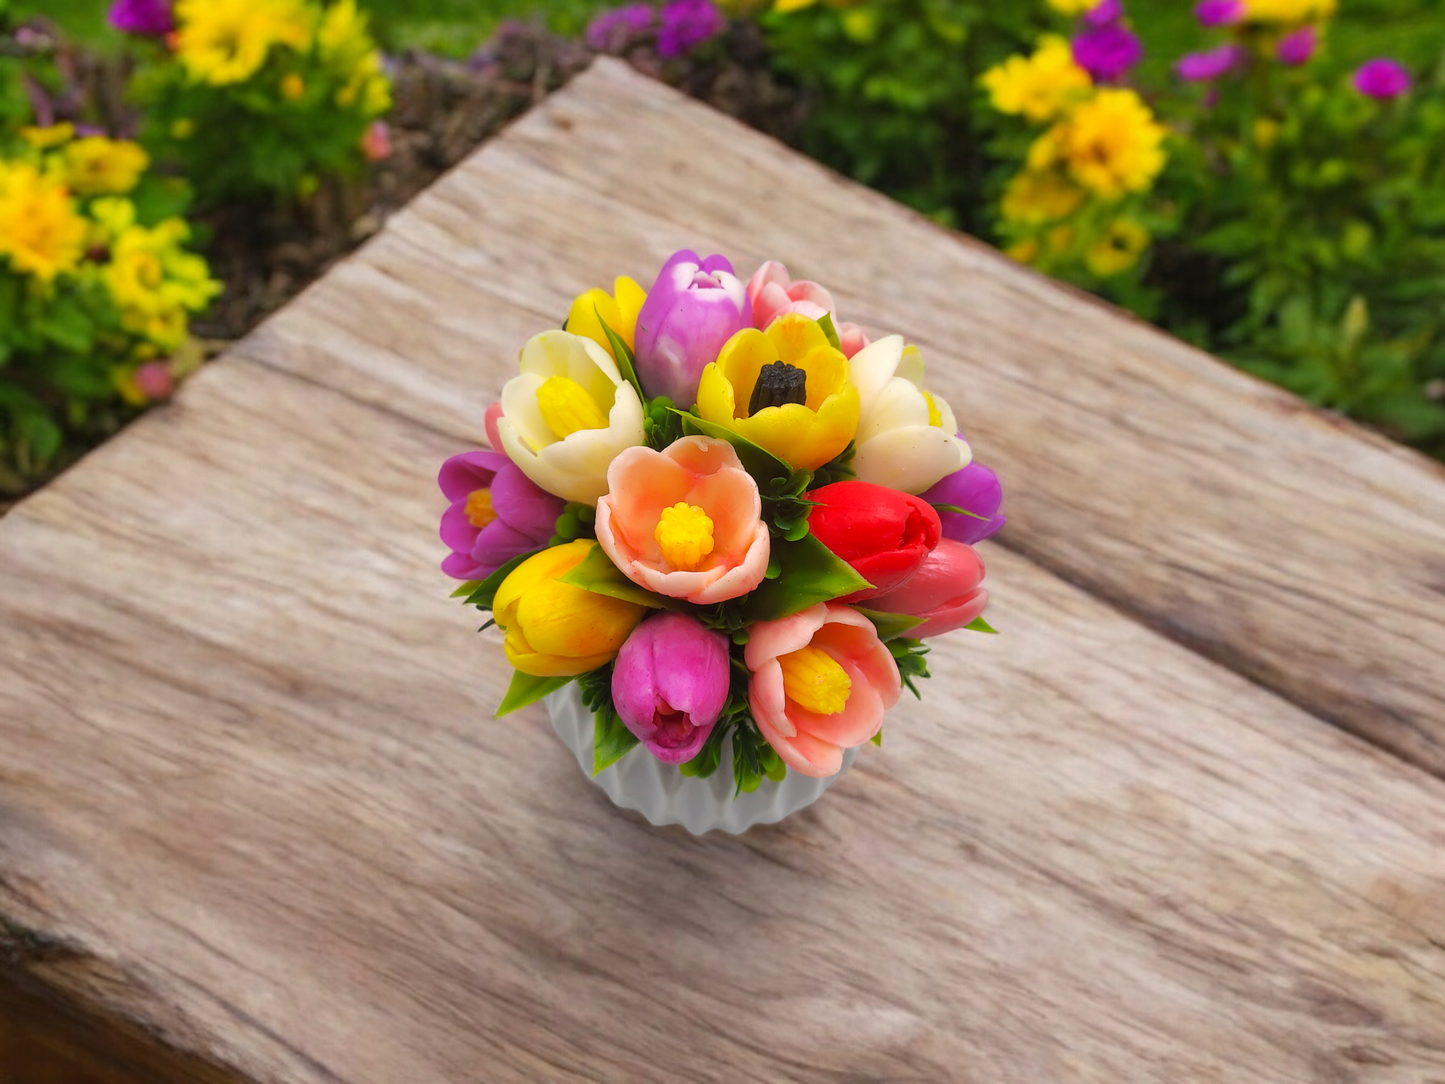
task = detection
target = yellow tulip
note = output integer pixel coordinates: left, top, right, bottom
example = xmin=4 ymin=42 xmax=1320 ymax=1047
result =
xmin=695 ymin=314 xmax=859 ymax=471
xmin=567 ymin=276 xmax=648 ymax=360
xmin=493 ymin=541 xmax=645 ymax=677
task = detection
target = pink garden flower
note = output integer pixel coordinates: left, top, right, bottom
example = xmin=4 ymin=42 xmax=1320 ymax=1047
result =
xmin=1354 ymin=59 xmax=1412 ymax=99
xmin=595 ymin=435 xmax=770 ymax=604
xmin=745 ymin=604 xmax=902 ymax=778
xmin=1194 ymin=0 xmax=1243 ymax=26
xmin=746 ymin=261 xmax=869 ymax=359
xmin=1177 ymin=43 xmax=1247 ymax=82
xmin=866 ymin=538 xmax=989 ymax=638
xmin=1276 ymin=25 xmax=1317 ymax=67
xmin=612 ymin=612 xmax=730 ymax=764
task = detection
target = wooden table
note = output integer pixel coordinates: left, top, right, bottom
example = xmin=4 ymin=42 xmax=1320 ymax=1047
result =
xmin=4 ymin=60 xmax=1445 ymax=1083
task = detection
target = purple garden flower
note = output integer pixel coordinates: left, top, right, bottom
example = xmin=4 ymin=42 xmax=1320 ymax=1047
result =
xmin=634 ymin=249 xmax=752 ymax=406
xmin=438 ymin=450 xmax=566 ymax=580
xmin=657 ymin=0 xmax=726 ymax=59
xmin=1275 ymin=25 xmax=1317 ymax=67
xmin=1194 ymin=0 xmax=1243 ymax=27
xmin=1084 ymin=0 xmax=1125 ymax=27
xmin=107 ymin=0 xmax=173 ymax=36
xmin=1177 ymin=43 xmax=1247 ymax=82
xmin=585 ymin=3 xmax=655 ymax=52
xmin=612 ymin=612 xmax=731 ymax=764
xmin=1073 ymin=22 xmax=1143 ymax=82
xmin=920 ymin=455 xmax=1007 ymax=547
xmin=1353 ymin=58 xmax=1412 ymax=100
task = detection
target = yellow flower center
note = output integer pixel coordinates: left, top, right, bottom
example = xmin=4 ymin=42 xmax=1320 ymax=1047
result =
xmin=779 ymin=645 xmax=852 ymax=716
xmin=923 ymin=390 xmax=943 ymax=428
xmin=654 ymin=502 xmax=715 ymax=571
xmin=465 ymin=488 xmax=496 ymax=530
xmin=535 ymin=376 xmax=608 ymax=440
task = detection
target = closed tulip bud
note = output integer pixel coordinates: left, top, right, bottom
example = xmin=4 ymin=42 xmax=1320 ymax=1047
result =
xmin=805 ymin=480 xmax=941 ymax=602
xmin=634 ymin=249 xmax=752 ymax=407
xmin=866 ymin=538 xmax=989 ymax=638
xmin=612 ymin=612 xmax=731 ymax=764
xmin=920 ymin=455 xmax=1006 ymax=545
xmin=493 ymin=541 xmax=646 ymax=677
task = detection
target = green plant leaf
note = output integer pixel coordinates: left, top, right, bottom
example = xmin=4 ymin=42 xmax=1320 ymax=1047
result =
xmin=449 ymin=579 xmax=483 ymax=599
xmin=870 ymin=728 xmax=883 ymax=746
xmin=496 ymin=671 xmax=572 ymax=718
xmin=464 ymin=548 xmax=543 ymax=611
xmin=964 ymin=616 xmax=999 ymax=634
xmin=816 ymin=312 xmax=844 ymax=352
xmin=678 ymin=721 xmax=727 ymax=778
xmin=745 ymin=532 xmax=872 ymax=621
xmin=595 ymin=306 xmax=643 ymax=399
xmin=593 ymin=707 xmax=640 ymax=775
xmin=676 ymin=409 xmax=797 ymax=482
xmin=931 ymin=503 xmax=991 ymax=521
xmin=853 ymin=607 xmax=927 ymax=641
xmin=559 ymin=542 xmax=671 ymax=608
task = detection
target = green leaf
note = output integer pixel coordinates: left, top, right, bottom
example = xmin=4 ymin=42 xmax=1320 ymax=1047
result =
xmin=450 ymin=579 xmax=484 ymax=599
xmin=745 ymin=532 xmax=872 ymax=621
xmin=595 ymin=306 xmax=644 ymax=399
xmin=870 ymin=728 xmax=883 ymax=746
xmin=760 ymin=743 xmax=787 ymax=782
xmin=559 ymin=542 xmax=671 ymax=608
xmin=931 ymin=503 xmax=991 ymax=521
xmin=679 ymin=722 xmax=727 ymax=778
xmin=853 ymin=607 xmax=927 ymax=641
xmin=593 ymin=708 xmax=640 ymax=775
xmin=676 ymin=409 xmax=797 ymax=483
xmin=963 ymin=616 xmax=999 ymax=634
xmin=496 ymin=671 xmax=572 ymax=718
xmin=464 ymin=548 xmax=543 ymax=611
xmin=816 ymin=312 xmax=843 ymax=352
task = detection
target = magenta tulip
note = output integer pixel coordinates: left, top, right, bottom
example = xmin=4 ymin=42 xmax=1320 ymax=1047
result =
xmin=921 ymin=458 xmax=1006 ymax=546
xmin=612 ymin=612 xmax=731 ymax=764
xmin=866 ymin=539 xmax=989 ymax=639
xmin=634 ymin=249 xmax=752 ymax=407
xmin=438 ymin=450 xmax=566 ymax=580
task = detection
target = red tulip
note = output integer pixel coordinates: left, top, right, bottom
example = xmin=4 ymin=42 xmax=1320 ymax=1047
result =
xmin=805 ymin=480 xmax=941 ymax=602
xmin=867 ymin=538 xmax=988 ymax=638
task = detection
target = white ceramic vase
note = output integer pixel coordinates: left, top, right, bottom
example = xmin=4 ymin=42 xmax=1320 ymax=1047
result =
xmin=545 ymin=684 xmax=856 ymax=834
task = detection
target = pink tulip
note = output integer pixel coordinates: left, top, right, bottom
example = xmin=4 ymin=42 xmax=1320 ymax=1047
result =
xmin=596 ymin=435 xmax=770 ymax=604
xmin=612 ymin=612 xmax=730 ymax=764
xmin=746 ymin=261 xmax=869 ymax=358
xmin=866 ymin=538 xmax=988 ymax=638
xmin=745 ymin=604 xmax=901 ymax=778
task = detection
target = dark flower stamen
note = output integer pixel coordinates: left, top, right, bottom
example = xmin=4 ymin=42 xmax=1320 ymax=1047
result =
xmin=748 ymin=361 xmax=808 ymax=415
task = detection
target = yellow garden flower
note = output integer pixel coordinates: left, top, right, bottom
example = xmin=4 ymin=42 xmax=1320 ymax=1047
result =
xmin=1001 ymin=171 xmax=1084 ymax=224
xmin=566 ymin=276 xmax=648 ymax=360
xmin=982 ymin=36 xmax=1092 ymax=124
xmin=0 ymin=163 xmax=87 ymax=283
xmin=20 ymin=123 xmax=76 ymax=150
xmin=695 ymin=314 xmax=860 ymax=471
xmin=174 ymin=0 xmax=315 ymax=85
xmin=1046 ymin=0 xmax=1098 ymax=12
xmin=1031 ymin=88 xmax=1167 ymax=200
xmin=103 ymin=216 xmax=221 ymax=352
xmin=1085 ymin=219 xmax=1151 ymax=277
xmin=1242 ymin=0 xmax=1336 ymax=22
xmin=61 ymin=137 xmax=150 ymax=197
xmin=318 ymin=0 xmax=391 ymax=116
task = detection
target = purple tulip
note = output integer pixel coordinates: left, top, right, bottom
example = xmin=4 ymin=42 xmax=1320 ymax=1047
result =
xmin=585 ymin=3 xmax=655 ymax=52
xmin=657 ymin=0 xmax=726 ymax=59
xmin=107 ymin=0 xmax=174 ymax=35
xmin=1073 ymin=23 xmax=1142 ymax=82
xmin=634 ymin=249 xmax=752 ymax=406
xmin=1353 ymin=58 xmax=1412 ymax=100
xmin=921 ymin=457 xmax=1007 ymax=546
xmin=438 ymin=450 xmax=566 ymax=580
xmin=612 ymin=612 xmax=730 ymax=764
xmin=1177 ymin=43 xmax=1247 ymax=82
xmin=1084 ymin=0 xmax=1126 ymax=27
xmin=1275 ymin=25 xmax=1317 ymax=66
xmin=1194 ymin=0 xmax=1243 ymax=27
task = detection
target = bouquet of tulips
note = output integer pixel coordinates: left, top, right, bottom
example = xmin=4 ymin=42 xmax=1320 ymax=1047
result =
xmin=439 ymin=250 xmax=1006 ymax=793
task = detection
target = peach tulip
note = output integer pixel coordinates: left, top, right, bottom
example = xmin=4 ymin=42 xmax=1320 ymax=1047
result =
xmin=745 ymin=604 xmax=902 ymax=778
xmin=595 ymin=435 xmax=770 ymax=605
xmin=747 ymin=260 xmax=869 ymax=358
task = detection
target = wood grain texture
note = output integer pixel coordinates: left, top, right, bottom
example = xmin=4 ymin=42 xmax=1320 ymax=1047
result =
xmin=1 ymin=58 xmax=1445 ymax=1084
xmin=239 ymin=58 xmax=1445 ymax=776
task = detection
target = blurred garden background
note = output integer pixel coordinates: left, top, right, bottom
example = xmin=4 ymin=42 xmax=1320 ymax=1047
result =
xmin=3 ymin=0 xmax=1444 ymax=509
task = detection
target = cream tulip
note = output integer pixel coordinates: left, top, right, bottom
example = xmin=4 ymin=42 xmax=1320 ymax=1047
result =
xmin=495 ymin=330 xmax=646 ymax=505
xmin=847 ymin=335 xmax=970 ymax=495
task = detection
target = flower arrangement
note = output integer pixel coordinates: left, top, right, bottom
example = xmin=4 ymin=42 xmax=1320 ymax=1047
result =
xmin=115 ymin=0 xmax=392 ymax=205
xmin=0 ymin=121 xmax=219 ymax=493
xmin=439 ymin=250 xmax=1005 ymax=792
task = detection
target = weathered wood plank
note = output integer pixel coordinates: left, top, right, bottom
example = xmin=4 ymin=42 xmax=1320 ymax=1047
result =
xmin=239 ymin=58 xmax=1445 ymax=776
xmin=1 ymin=353 xmax=1444 ymax=1082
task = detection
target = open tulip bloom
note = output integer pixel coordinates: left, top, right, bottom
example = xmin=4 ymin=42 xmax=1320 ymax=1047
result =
xmin=439 ymin=249 xmax=1006 ymax=795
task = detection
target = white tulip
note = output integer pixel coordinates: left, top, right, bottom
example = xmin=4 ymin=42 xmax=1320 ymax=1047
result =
xmin=847 ymin=335 xmax=971 ymax=494
xmin=496 ymin=330 xmax=646 ymax=506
